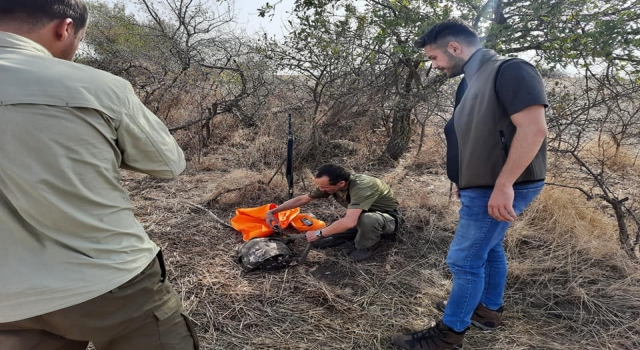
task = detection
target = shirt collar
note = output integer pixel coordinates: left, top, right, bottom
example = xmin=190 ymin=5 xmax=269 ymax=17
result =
xmin=461 ymin=48 xmax=482 ymax=71
xmin=0 ymin=31 xmax=53 ymax=58
xmin=462 ymin=48 xmax=498 ymax=81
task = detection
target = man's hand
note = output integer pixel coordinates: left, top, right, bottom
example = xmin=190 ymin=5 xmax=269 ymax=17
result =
xmin=264 ymin=195 xmax=316 ymax=231
xmin=488 ymin=183 xmax=516 ymax=222
xmin=265 ymin=211 xmax=280 ymax=230
xmin=305 ymin=230 xmax=321 ymax=243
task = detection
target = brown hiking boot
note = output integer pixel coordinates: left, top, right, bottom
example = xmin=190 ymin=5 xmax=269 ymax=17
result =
xmin=471 ymin=304 xmax=504 ymax=331
xmin=435 ymin=301 xmax=503 ymax=331
xmin=391 ymin=321 xmax=465 ymax=349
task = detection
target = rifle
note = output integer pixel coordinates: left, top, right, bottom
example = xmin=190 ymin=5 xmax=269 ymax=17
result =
xmin=286 ymin=113 xmax=294 ymax=199
xmin=284 ymin=113 xmax=313 ymax=263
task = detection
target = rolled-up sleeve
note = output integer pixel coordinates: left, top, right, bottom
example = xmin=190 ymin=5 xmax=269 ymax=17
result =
xmin=117 ymin=83 xmax=186 ymax=179
xmin=308 ymin=188 xmax=331 ymax=199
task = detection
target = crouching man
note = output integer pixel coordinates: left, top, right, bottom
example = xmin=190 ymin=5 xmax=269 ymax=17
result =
xmin=266 ymin=164 xmax=404 ymax=261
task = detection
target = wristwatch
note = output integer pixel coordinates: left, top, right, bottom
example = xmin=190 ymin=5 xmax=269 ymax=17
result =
xmin=315 ymin=230 xmax=324 ymax=238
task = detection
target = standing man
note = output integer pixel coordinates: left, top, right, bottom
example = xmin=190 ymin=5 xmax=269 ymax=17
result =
xmin=266 ymin=164 xmax=403 ymax=261
xmin=392 ymin=19 xmax=548 ymax=350
xmin=0 ymin=1 xmax=198 ymax=349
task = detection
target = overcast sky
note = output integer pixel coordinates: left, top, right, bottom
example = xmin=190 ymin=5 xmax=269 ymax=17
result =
xmin=101 ymin=0 xmax=295 ymax=37
xmin=238 ymin=0 xmax=295 ymax=36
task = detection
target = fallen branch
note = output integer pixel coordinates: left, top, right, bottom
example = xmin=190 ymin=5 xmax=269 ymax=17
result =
xmin=184 ymin=201 xmax=234 ymax=229
xmin=206 ymin=182 xmax=265 ymax=205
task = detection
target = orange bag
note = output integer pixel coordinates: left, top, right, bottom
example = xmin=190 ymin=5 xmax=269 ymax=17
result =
xmin=230 ymin=204 xmax=300 ymax=241
xmin=289 ymin=213 xmax=326 ymax=231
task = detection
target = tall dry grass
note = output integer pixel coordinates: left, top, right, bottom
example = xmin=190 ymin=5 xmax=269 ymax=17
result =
xmin=504 ymin=187 xmax=640 ymax=349
xmin=119 ymin=142 xmax=640 ymax=349
xmin=113 ymin=72 xmax=640 ymax=349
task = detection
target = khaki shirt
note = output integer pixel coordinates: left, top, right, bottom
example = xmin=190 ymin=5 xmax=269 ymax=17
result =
xmin=0 ymin=32 xmax=185 ymax=322
xmin=308 ymin=174 xmax=399 ymax=213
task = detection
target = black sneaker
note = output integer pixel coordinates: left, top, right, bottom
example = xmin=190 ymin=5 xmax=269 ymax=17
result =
xmin=381 ymin=233 xmax=397 ymax=242
xmin=348 ymin=241 xmax=381 ymax=261
xmin=391 ymin=321 xmax=465 ymax=349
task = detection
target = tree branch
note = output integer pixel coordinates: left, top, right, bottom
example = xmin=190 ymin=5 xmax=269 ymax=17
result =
xmin=184 ymin=201 xmax=233 ymax=229
xmin=545 ymin=182 xmax=593 ymax=199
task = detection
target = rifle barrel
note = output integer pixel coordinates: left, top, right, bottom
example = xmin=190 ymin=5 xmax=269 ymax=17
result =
xmin=286 ymin=113 xmax=294 ymax=199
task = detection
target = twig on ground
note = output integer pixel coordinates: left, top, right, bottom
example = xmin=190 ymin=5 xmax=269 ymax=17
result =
xmin=206 ymin=182 xmax=264 ymax=205
xmin=184 ymin=201 xmax=234 ymax=229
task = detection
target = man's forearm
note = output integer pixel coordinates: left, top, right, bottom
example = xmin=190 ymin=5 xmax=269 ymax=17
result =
xmin=120 ymin=83 xmax=186 ymax=179
xmin=269 ymin=195 xmax=312 ymax=213
xmin=321 ymin=217 xmax=357 ymax=236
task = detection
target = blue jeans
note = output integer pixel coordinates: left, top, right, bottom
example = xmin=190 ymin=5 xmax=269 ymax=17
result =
xmin=442 ymin=181 xmax=544 ymax=332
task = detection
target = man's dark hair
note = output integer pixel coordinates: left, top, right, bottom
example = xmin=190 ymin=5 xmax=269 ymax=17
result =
xmin=0 ymin=0 xmax=88 ymax=33
xmin=315 ymin=164 xmax=351 ymax=185
xmin=414 ymin=19 xmax=480 ymax=49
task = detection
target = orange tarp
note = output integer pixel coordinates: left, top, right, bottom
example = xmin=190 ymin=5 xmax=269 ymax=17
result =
xmin=230 ymin=204 xmax=325 ymax=241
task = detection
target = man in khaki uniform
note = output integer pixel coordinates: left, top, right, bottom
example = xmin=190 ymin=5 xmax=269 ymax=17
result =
xmin=266 ymin=164 xmax=403 ymax=261
xmin=0 ymin=1 xmax=198 ymax=349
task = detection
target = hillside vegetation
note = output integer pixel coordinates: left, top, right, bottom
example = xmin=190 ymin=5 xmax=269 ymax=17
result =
xmin=87 ymin=0 xmax=640 ymax=349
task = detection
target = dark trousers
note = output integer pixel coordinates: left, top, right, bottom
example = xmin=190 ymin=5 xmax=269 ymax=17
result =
xmin=0 ymin=252 xmax=199 ymax=350
xmin=312 ymin=211 xmax=403 ymax=249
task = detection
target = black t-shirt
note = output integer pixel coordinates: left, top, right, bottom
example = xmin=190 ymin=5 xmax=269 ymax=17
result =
xmin=445 ymin=59 xmax=549 ymax=185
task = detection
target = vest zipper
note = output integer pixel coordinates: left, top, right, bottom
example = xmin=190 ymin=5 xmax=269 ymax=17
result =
xmin=499 ymin=130 xmax=509 ymax=157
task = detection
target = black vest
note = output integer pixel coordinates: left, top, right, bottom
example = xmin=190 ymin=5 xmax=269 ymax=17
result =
xmin=452 ymin=49 xmax=547 ymax=189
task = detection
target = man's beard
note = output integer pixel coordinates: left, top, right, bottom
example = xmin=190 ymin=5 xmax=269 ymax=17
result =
xmin=58 ymin=42 xmax=77 ymax=61
xmin=445 ymin=52 xmax=466 ymax=78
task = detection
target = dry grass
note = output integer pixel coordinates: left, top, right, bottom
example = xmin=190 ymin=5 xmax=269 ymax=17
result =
xmin=579 ymin=135 xmax=640 ymax=174
xmin=406 ymin=126 xmax=448 ymax=173
xmin=504 ymin=187 xmax=640 ymax=350
xmin=120 ymin=155 xmax=640 ymax=349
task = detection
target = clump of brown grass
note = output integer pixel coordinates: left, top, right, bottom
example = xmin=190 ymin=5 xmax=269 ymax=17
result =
xmin=515 ymin=187 xmax=619 ymax=253
xmin=579 ymin=135 xmax=640 ymax=174
xmin=394 ymin=174 xmax=459 ymax=234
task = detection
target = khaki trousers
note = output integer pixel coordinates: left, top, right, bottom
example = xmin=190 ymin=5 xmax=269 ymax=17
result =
xmin=0 ymin=252 xmax=199 ymax=350
xmin=354 ymin=211 xmax=401 ymax=248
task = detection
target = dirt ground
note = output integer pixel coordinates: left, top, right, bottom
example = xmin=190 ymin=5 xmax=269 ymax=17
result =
xmin=121 ymin=165 xmax=640 ymax=350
